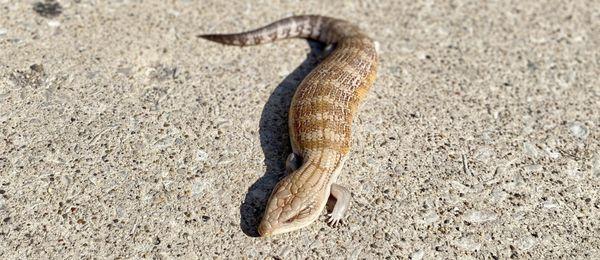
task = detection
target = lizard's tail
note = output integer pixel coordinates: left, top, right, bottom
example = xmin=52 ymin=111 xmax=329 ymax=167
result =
xmin=198 ymin=15 xmax=365 ymax=46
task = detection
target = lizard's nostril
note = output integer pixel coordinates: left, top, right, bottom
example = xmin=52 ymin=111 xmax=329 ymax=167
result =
xmin=257 ymin=223 xmax=272 ymax=237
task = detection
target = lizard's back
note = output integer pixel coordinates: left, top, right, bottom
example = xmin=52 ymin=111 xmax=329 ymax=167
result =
xmin=289 ymin=34 xmax=377 ymax=157
xmin=200 ymin=15 xmax=378 ymax=158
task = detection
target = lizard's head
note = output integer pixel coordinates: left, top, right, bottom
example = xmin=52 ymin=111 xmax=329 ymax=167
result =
xmin=257 ymin=176 xmax=328 ymax=237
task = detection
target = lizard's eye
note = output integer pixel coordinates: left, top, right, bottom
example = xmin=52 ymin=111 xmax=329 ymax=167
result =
xmin=285 ymin=207 xmax=312 ymax=223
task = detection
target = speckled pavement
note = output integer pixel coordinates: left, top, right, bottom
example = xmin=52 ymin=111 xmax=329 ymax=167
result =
xmin=0 ymin=0 xmax=598 ymax=258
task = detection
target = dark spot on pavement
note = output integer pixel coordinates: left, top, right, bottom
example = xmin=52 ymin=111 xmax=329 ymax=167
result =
xmin=33 ymin=1 xmax=63 ymax=18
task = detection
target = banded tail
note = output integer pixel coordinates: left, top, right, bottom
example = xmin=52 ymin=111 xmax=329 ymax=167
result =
xmin=198 ymin=15 xmax=365 ymax=46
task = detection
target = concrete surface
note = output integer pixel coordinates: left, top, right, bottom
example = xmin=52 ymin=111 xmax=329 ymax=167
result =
xmin=1 ymin=0 xmax=599 ymax=258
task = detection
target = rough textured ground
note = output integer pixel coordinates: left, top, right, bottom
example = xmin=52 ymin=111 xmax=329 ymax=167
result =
xmin=1 ymin=0 xmax=599 ymax=258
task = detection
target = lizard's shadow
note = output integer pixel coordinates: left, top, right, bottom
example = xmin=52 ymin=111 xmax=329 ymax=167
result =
xmin=239 ymin=40 xmax=325 ymax=237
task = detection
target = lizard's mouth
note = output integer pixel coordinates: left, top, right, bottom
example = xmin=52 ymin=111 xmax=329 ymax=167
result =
xmin=257 ymin=213 xmax=317 ymax=237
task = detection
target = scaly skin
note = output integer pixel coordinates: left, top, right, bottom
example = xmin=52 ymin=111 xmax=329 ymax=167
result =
xmin=199 ymin=15 xmax=378 ymax=236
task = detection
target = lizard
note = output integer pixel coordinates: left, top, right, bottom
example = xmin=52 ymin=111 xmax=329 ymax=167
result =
xmin=199 ymin=15 xmax=378 ymax=237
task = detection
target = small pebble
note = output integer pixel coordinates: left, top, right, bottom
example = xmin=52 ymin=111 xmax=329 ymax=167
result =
xmin=416 ymin=52 xmax=429 ymax=60
xmin=191 ymin=180 xmax=209 ymax=196
xmin=410 ymin=249 xmax=424 ymax=260
xmin=464 ymin=211 xmax=497 ymax=223
xmin=475 ymin=147 xmax=495 ymax=161
xmin=456 ymin=236 xmax=481 ymax=252
xmin=541 ymin=199 xmax=559 ymax=209
xmin=373 ymin=230 xmax=384 ymax=239
xmin=393 ymin=165 xmax=404 ymax=175
xmin=47 ymin=20 xmax=61 ymax=28
xmin=167 ymin=9 xmax=181 ymax=17
xmin=530 ymin=36 xmax=548 ymax=44
xmin=512 ymin=211 xmax=526 ymax=220
xmin=154 ymin=136 xmax=174 ymax=148
xmin=567 ymin=160 xmax=584 ymax=179
xmin=523 ymin=164 xmax=542 ymax=172
xmin=349 ymin=246 xmax=363 ymax=260
xmin=197 ymin=149 xmax=209 ymax=162
xmin=495 ymin=166 xmax=507 ymax=176
xmin=523 ymin=141 xmax=539 ymax=158
xmin=0 ymin=28 xmax=7 ymax=36
xmin=451 ymin=181 xmax=471 ymax=193
xmin=569 ymin=122 xmax=588 ymax=139
xmin=516 ymin=236 xmax=537 ymax=251
xmin=542 ymin=144 xmax=561 ymax=159
xmin=490 ymin=188 xmax=508 ymax=203
xmin=423 ymin=211 xmax=439 ymax=224
xmin=593 ymin=153 xmax=600 ymax=177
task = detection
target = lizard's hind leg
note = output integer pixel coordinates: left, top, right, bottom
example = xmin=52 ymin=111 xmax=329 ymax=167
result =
xmin=327 ymin=184 xmax=351 ymax=227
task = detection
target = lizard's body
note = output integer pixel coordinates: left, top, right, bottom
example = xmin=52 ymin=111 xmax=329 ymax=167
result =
xmin=200 ymin=15 xmax=378 ymax=236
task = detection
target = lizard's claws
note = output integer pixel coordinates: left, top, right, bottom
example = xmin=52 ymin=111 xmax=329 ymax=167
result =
xmin=326 ymin=213 xmax=343 ymax=227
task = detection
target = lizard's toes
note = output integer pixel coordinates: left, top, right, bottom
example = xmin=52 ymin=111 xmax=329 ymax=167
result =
xmin=327 ymin=214 xmax=343 ymax=227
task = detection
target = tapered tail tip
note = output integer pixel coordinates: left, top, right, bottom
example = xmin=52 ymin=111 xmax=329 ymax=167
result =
xmin=198 ymin=33 xmax=241 ymax=46
xmin=197 ymin=34 xmax=220 ymax=41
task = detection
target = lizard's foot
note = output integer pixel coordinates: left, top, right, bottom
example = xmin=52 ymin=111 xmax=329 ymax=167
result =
xmin=327 ymin=183 xmax=351 ymax=227
xmin=285 ymin=152 xmax=302 ymax=173
xmin=327 ymin=213 xmax=343 ymax=227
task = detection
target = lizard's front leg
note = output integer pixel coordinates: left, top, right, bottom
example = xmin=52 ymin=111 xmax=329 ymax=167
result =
xmin=327 ymin=183 xmax=351 ymax=226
